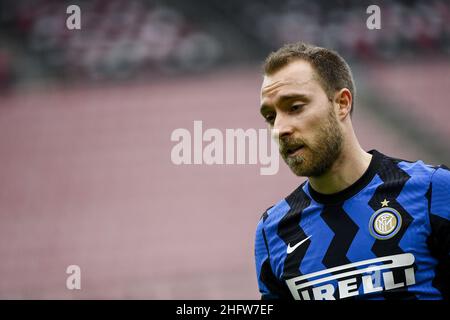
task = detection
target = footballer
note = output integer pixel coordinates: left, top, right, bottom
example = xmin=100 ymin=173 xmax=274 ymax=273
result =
xmin=255 ymin=42 xmax=450 ymax=300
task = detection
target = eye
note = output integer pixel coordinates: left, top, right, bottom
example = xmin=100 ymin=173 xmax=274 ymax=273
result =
xmin=263 ymin=113 xmax=276 ymax=125
xmin=290 ymin=104 xmax=304 ymax=113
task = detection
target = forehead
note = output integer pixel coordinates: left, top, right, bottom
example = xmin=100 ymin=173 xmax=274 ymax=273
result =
xmin=261 ymin=60 xmax=318 ymax=100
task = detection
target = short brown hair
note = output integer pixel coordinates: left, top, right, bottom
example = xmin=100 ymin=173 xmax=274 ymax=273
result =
xmin=263 ymin=42 xmax=356 ymax=115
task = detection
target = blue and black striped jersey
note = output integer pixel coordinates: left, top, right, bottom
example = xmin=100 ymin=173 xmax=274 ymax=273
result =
xmin=255 ymin=150 xmax=450 ymax=300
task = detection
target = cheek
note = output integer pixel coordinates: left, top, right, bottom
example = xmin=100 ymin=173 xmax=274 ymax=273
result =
xmin=293 ymin=110 xmax=321 ymax=137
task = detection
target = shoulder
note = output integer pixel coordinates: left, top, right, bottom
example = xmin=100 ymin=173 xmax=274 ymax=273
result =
xmin=257 ymin=181 xmax=309 ymax=227
xmin=392 ymin=156 xmax=450 ymax=187
xmin=429 ymin=165 xmax=450 ymax=219
xmin=387 ymin=157 xmax=450 ymax=220
xmin=381 ymin=152 xmax=439 ymax=183
xmin=431 ymin=164 xmax=450 ymax=184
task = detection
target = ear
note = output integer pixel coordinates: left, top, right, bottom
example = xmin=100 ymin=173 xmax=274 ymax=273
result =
xmin=334 ymin=88 xmax=352 ymax=119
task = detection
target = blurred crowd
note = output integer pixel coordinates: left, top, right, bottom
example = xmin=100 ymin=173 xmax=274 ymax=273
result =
xmin=1 ymin=0 xmax=222 ymax=85
xmin=0 ymin=0 xmax=449 ymax=88
xmin=223 ymin=0 xmax=450 ymax=59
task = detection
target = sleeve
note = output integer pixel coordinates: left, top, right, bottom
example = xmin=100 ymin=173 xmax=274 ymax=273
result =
xmin=427 ymin=165 xmax=450 ymax=299
xmin=254 ymin=212 xmax=291 ymax=300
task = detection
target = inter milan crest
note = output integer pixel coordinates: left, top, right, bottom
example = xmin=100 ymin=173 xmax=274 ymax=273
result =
xmin=369 ymin=199 xmax=402 ymax=240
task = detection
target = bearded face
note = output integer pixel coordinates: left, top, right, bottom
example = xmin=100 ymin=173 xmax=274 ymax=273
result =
xmin=279 ymin=107 xmax=343 ymax=177
xmin=261 ymin=60 xmax=347 ymax=178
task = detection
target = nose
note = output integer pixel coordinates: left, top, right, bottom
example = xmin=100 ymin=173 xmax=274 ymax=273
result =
xmin=273 ymin=112 xmax=294 ymax=139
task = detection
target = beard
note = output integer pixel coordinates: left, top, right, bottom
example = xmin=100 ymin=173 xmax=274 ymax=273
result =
xmin=279 ymin=109 xmax=343 ymax=177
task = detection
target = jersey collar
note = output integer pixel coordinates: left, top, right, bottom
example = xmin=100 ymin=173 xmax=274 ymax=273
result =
xmin=306 ymin=149 xmax=383 ymax=205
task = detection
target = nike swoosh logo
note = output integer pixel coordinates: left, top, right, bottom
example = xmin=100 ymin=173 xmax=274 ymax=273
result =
xmin=286 ymin=235 xmax=312 ymax=254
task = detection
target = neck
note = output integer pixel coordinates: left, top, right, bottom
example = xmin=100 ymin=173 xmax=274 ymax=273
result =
xmin=308 ymin=139 xmax=372 ymax=195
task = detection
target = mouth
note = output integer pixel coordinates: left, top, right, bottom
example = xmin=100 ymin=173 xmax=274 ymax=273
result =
xmin=286 ymin=145 xmax=304 ymax=157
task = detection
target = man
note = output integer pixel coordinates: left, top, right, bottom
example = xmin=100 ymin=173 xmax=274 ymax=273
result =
xmin=254 ymin=42 xmax=449 ymax=300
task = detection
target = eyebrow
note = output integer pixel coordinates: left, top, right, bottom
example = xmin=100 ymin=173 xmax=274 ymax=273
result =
xmin=260 ymin=93 xmax=310 ymax=114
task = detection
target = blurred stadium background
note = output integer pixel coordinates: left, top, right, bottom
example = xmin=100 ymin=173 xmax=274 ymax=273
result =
xmin=0 ymin=0 xmax=449 ymax=299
